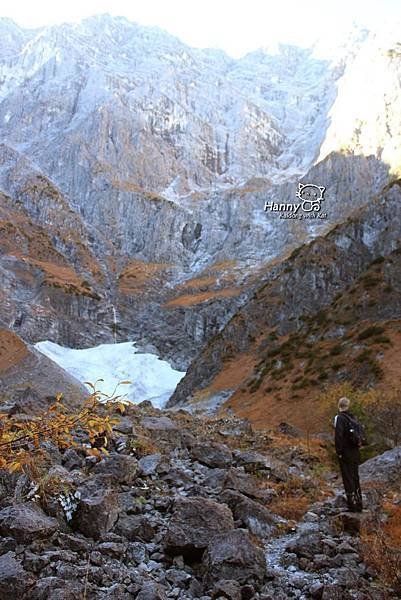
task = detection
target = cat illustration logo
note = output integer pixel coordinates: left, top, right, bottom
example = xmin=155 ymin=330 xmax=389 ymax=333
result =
xmin=296 ymin=183 xmax=326 ymax=212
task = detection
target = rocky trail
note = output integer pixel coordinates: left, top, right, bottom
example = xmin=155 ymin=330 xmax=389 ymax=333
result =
xmin=0 ymin=398 xmax=399 ymax=600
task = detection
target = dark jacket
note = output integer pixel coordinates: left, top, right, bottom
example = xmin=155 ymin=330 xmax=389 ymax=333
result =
xmin=334 ymin=411 xmax=360 ymax=463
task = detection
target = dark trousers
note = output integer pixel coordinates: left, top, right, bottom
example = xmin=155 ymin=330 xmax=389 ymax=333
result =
xmin=339 ymin=458 xmax=362 ymax=511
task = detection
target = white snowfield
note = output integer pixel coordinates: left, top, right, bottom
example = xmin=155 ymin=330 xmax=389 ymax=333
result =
xmin=34 ymin=341 xmax=186 ymax=409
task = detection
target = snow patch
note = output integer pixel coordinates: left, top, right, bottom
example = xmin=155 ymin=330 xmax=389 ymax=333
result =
xmin=34 ymin=340 xmax=185 ymax=409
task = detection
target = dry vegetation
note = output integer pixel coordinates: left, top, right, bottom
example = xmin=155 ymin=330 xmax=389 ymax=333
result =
xmin=360 ymin=492 xmax=401 ymax=595
xmin=118 ymin=260 xmax=174 ymax=294
xmin=0 ymin=329 xmax=29 ymax=372
xmin=164 ymin=288 xmax=242 ymax=308
xmin=218 ymin=248 xmax=401 ymax=433
xmin=0 ymin=382 xmax=130 ymax=475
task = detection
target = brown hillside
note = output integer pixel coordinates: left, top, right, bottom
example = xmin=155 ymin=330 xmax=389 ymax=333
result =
xmin=0 ymin=329 xmax=28 ymax=372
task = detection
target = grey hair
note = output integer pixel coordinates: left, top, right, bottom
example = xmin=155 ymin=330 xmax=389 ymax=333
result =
xmin=338 ymin=396 xmax=350 ymax=411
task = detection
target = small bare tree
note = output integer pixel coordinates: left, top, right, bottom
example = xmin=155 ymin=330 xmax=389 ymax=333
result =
xmin=365 ymin=390 xmax=401 ymax=447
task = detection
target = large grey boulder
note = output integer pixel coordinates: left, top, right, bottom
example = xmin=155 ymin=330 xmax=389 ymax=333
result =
xmin=220 ymin=489 xmax=280 ymax=538
xmin=141 ymin=416 xmax=178 ymax=431
xmin=92 ymin=453 xmax=138 ymax=485
xmin=203 ymin=528 xmax=266 ymax=588
xmin=211 ymin=579 xmax=242 ymax=600
xmin=233 ymin=450 xmax=288 ymax=482
xmin=163 ymin=496 xmax=234 ymax=559
xmin=114 ymin=514 xmax=155 ymax=542
xmin=189 ymin=442 xmax=233 ymax=469
xmin=0 ymin=502 xmax=58 ymax=544
xmin=138 ymin=453 xmax=162 ymax=476
xmin=360 ymin=445 xmax=401 ymax=486
xmin=74 ymin=488 xmax=121 ymax=540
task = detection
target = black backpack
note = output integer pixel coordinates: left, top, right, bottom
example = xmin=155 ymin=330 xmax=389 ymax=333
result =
xmin=342 ymin=413 xmax=367 ymax=448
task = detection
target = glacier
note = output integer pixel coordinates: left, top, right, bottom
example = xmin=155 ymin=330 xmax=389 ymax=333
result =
xmin=34 ymin=340 xmax=186 ymax=408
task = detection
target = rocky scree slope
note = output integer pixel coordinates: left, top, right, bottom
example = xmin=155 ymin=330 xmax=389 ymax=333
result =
xmin=168 ymin=179 xmax=401 ymax=424
xmin=0 ymin=394 xmax=400 ymax=599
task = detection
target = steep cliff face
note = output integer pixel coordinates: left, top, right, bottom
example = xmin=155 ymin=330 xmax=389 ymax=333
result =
xmin=1 ymin=16 xmax=401 ymax=367
xmin=168 ymin=179 xmax=401 ymax=422
xmin=0 ymin=15 xmax=346 ymax=197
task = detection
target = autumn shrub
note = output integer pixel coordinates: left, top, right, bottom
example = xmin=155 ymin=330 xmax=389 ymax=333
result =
xmin=364 ymin=390 xmax=401 ymax=447
xmin=360 ymin=509 xmax=401 ymax=595
xmin=269 ymin=495 xmax=309 ymax=521
xmin=0 ymin=380 xmax=130 ymax=476
xmin=317 ymin=384 xmax=401 ymax=460
xmin=267 ymin=474 xmax=323 ymax=521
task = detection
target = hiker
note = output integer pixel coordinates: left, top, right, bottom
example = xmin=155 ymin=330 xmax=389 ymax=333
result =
xmin=334 ymin=397 xmax=363 ymax=512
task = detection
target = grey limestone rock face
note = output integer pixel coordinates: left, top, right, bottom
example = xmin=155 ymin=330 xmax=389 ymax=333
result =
xmin=0 ymin=16 xmax=400 ymax=369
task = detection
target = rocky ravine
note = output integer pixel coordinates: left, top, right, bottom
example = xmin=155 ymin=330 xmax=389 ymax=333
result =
xmin=0 ymin=143 xmax=392 ymax=367
xmin=0 ymin=394 xmax=400 ymax=599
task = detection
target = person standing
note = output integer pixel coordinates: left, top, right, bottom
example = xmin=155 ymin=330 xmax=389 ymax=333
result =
xmin=334 ymin=397 xmax=363 ymax=512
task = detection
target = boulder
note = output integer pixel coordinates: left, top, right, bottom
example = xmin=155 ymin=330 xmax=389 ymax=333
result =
xmin=57 ymin=532 xmax=91 ymax=553
xmin=321 ymin=584 xmax=354 ymax=599
xmin=8 ymin=387 xmax=49 ymax=415
xmin=92 ymin=453 xmax=138 ymax=485
xmin=0 ymin=470 xmax=19 ymax=509
xmin=203 ymin=468 xmax=227 ymax=491
xmin=164 ymin=496 xmax=234 ymax=559
xmin=138 ymin=453 xmax=162 ymax=476
xmin=360 ymin=445 xmax=401 ymax=486
xmin=285 ymin=532 xmax=324 ymax=558
xmin=113 ymin=416 xmax=134 ymax=434
xmin=141 ymin=416 xmax=178 ymax=431
xmin=0 ymin=552 xmax=33 ymax=599
xmin=233 ymin=450 xmax=288 ymax=482
xmin=101 ymin=584 xmax=131 ymax=599
xmin=0 ymin=502 xmax=58 ymax=543
xmin=29 ymin=576 xmax=85 ymax=599
xmin=74 ymin=488 xmax=120 ymax=539
xmin=62 ymin=449 xmax=83 ymax=471
xmin=211 ymin=579 xmax=242 ymax=600
xmin=97 ymin=541 xmax=127 ymax=558
xmin=220 ymin=490 xmax=279 ymax=538
xmin=136 ymin=581 xmax=168 ymax=600
xmin=114 ymin=514 xmax=155 ymax=542
xmin=189 ymin=442 xmax=233 ymax=468
xmin=330 ymin=511 xmax=369 ymax=535
xmin=165 ymin=568 xmax=191 ymax=587
xmin=203 ymin=528 xmax=266 ymax=588
xmin=223 ymin=467 xmax=266 ymax=499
